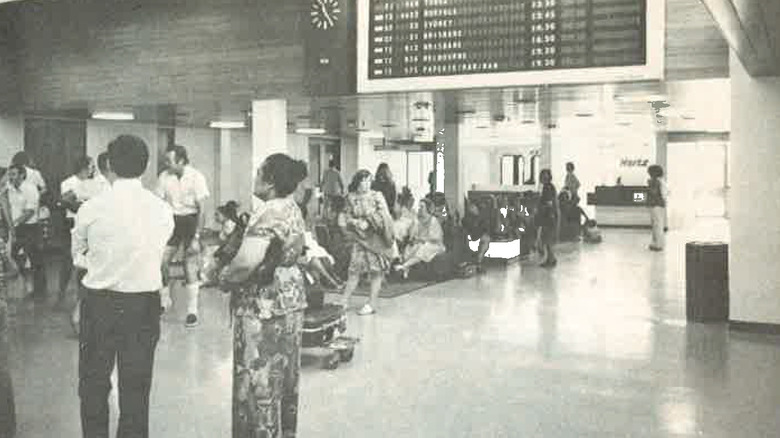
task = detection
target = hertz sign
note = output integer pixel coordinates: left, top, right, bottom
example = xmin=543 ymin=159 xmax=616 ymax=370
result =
xmin=620 ymin=158 xmax=650 ymax=167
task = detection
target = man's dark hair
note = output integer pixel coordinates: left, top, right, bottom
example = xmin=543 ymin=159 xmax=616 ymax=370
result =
xmin=74 ymin=156 xmax=92 ymax=174
xmin=9 ymin=163 xmax=26 ymax=178
xmin=167 ymin=144 xmax=189 ymax=165
xmin=11 ymin=151 xmax=30 ymax=167
xmin=97 ymin=152 xmax=110 ymax=173
xmin=566 ymin=162 xmax=575 ymax=171
xmin=107 ymin=135 xmax=149 ymax=178
xmin=329 ymin=159 xmax=338 ymax=169
xmin=648 ymin=164 xmax=664 ymax=178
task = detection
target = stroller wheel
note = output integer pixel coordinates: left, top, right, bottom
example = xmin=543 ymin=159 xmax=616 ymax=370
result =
xmin=323 ymin=353 xmax=340 ymax=370
xmin=339 ymin=347 xmax=355 ymax=363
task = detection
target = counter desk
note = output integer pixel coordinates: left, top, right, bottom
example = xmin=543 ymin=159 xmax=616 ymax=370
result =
xmin=587 ymin=186 xmax=651 ymax=228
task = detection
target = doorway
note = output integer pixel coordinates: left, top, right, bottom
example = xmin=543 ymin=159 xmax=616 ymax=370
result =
xmin=667 ymin=141 xmax=729 ymax=231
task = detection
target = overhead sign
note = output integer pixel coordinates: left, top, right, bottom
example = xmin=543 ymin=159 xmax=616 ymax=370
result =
xmin=357 ymin=0 xmax=664 ymax=93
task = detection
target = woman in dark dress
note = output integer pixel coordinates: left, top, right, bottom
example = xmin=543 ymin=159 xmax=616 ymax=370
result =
xmin=536 ymin=169 xmax=559 ymax=268
xmin=371 ymin=163 xmax=397 ymax=214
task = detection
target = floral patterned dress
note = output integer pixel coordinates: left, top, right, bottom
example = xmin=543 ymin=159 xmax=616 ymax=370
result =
xmin=343 ymin=191 xmax=395 ymax=276
xmin=229 ymin=197 xmax=307 ymax=438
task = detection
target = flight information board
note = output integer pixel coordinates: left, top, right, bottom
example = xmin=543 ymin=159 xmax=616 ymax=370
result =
xmin=357 ymin=0 xmax=664 ymax=93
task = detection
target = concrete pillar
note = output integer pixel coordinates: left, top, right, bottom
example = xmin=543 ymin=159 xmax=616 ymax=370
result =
xmin=251 ymin=99 xmax=288 ymax=174
xmin=443 ymin=122 xmax=462 ymax=214
xmin=217 ymin=129 xmax=233 ymax=207
xmin=729 ymin=53 xmax=780 ymax=325
xmin=251 ymin=99 xmax=287 ymax=208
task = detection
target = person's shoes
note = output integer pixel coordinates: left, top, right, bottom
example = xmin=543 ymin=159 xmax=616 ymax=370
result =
xmin=357 ymin=304 xmax=376 ymax=316
xmin=185 ymin=314 xmax=199 ymax=327
xmin=648 ymin=245 xmax=663 ymax=252
xmin=160 ymin=294 xmax=173 ymax=313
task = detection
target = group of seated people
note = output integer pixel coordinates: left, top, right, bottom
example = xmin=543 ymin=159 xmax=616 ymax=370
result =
xmin=205 ymin=185 xmax=494 ymax=292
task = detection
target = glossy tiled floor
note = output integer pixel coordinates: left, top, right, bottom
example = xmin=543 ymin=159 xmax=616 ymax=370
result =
xmin=7 ymin=221 xmax=780 ymax=437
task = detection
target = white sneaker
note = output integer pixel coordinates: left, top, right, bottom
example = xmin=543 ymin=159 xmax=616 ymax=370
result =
xmin=356 ymin=304 xmax=376 ymax=316
xmin=160 ymin=294 xmax=173 ymax=313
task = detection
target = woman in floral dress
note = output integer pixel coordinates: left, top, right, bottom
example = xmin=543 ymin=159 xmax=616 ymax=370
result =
xmin=339 ymin=169 xmax=395 ymax=315
xmin=219 ymin=153 xmax=308 ymax=438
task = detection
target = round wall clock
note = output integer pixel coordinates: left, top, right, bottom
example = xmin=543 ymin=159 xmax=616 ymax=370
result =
xmin=311 ymin=0 xmax=341 ymax=30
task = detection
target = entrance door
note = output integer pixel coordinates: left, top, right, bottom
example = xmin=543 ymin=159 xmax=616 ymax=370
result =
xmin=667 ymin=141 xmax=728 ymax=230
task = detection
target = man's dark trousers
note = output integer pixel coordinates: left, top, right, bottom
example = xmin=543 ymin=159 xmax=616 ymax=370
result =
xmin=79 ymin=289 xmax=161 ymax=438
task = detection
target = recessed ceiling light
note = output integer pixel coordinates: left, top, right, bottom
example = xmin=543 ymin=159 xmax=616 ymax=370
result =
xmin=294 ymin=127 xmax=327 ymax=135
xmin=209 ymin=121 xmax=246 ymax=129
xmin=92 ymin=111 xmax=135 ymax=121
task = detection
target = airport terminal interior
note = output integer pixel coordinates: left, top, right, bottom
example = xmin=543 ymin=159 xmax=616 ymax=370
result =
xmin=1 ymin=0 xmax=780 ymax=437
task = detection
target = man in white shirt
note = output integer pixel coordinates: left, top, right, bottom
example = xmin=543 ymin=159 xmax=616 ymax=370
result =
xmin=10 ymin=151 xmax=47 ymax=196
xmin=155 ymin=144 xmax=209 ymax=327
xmin=73 ymin=135 xmax=174 ymax=438
xmin=59 ymin=156 xmax=110 ymax=306
xmin=6 ymin=164 xmax=46 ymax=302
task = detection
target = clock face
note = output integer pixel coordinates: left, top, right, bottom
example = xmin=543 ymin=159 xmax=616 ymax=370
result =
xmin=311 ymin=0 xmax=341 ymax=30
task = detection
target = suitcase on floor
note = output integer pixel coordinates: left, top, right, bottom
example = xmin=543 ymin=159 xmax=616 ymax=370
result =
xmin=302 ymin=304 xmax=347 ymax=348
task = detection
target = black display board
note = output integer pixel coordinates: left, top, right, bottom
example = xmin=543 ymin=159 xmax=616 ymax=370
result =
xmin=357 ymin=0 xmax=664 ymax=92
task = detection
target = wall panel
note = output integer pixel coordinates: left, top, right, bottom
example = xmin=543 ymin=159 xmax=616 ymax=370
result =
xmin=13 ymin=0 xmax=306 ymax=110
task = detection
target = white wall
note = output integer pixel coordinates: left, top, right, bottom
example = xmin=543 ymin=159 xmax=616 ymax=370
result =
xmin=175 ymin=127 xmax=219 ymax=229
xmin=86 ymin=120 xmax=159 ymax=189
xmin=0 ymin=114 xmax=22 ymax=166
xmin=729 ymin=54 xmax=780 ymax=324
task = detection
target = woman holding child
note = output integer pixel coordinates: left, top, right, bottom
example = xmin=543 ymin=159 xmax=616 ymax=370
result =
xmin=218 ymin=153 xmax=308 ymax=438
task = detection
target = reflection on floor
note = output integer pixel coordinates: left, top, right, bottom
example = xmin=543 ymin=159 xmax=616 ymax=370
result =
xmin=8 ymin=223 xmax=780 ymax=437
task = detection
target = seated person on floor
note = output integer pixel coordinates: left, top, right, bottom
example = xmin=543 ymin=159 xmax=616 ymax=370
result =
xmin=393 ymin=187 xmax=418 ymax=257
xmin=461 ymin=200 xmax=491 ymax=271
xmin=393 ymin=198 xmax=446 ymax=279
xmin=300 ymin=226 xmax=345 ymax=290
xmin=582 ymin=219 xmax=602 ymax=243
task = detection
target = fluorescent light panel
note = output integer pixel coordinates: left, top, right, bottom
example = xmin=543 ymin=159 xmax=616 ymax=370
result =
xmin=209 ymin=121 xmax=246 ymax=129
xmin=294 ymin=127 xmax=327 ymax=135
xmin=92 ymin=111 xmax=135 ymax=121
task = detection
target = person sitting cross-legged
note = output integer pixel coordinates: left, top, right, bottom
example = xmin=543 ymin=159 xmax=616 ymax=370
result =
xmin=394 ymin=198 xmax=446 ymax=279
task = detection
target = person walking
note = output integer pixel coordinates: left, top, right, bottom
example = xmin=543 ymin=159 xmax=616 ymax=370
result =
xmin=563 ymin=162 xmax=581 ymax=205
xmin=218 ymin=153 xmax=308 ymax=437
xmin=156 ymin=144 xmax=210 ymax=327
xmin=6 ymin=164 xmax=46 ymax=302
xmin=340 ymin=169 xmax=395 ymax=315
xmin=536 ymin=169 xmax=559 ymax=267
xmin=320 ymin=158 xmax=344 ymax=218
xmin=74 ymin=135 xmax=174 ymax=438
xmin=647 ymin=164 xmax=668 ymax=251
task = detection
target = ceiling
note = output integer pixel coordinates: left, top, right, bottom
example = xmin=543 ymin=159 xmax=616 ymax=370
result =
xmin=5 ymin=0 xmax=730 ymax=137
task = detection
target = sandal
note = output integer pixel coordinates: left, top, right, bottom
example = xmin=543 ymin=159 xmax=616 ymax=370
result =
xmin=357 ymin=304 xmax=376 ymax=316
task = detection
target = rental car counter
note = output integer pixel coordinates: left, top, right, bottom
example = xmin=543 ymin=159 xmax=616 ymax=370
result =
xmin=586 ymin=185 xmax=651 ymax=228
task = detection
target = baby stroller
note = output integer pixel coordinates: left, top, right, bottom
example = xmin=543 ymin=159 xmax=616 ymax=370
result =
xmin=301 ymin=273 xmax=359 ymax=370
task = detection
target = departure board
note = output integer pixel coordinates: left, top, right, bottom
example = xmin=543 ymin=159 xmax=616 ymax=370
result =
xmin=356 ymin=0 xmax=664 ymax=93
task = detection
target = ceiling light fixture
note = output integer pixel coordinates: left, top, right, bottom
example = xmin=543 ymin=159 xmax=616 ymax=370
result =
xmin=92 ymin=111 xmax=135 ymax=121
xmin=209 ymin=121 xmax=246 ymax=129
xmin=295 ymin=127 xmax=327 ymax=135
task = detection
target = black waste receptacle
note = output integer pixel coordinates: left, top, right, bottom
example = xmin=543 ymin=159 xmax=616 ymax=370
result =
xmin=685 ymin=242 xmax=729 ymax=322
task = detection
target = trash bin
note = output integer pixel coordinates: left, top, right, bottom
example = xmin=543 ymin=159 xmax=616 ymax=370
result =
xmin=685 ymin=242 xmax=729 ymax=322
